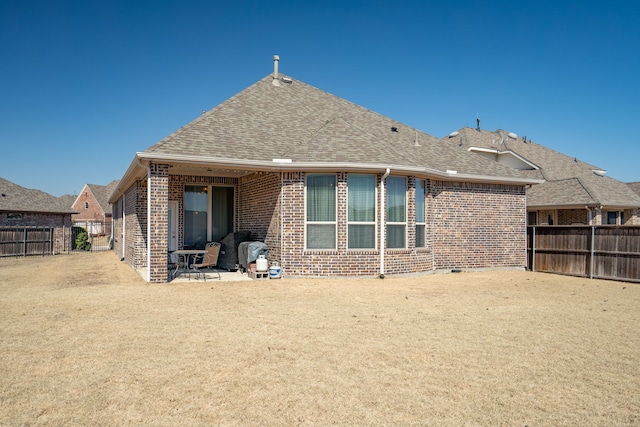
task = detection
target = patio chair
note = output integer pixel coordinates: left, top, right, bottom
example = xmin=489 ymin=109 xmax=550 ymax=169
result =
xmin=168 ymin=251 xmax=187 ymax=280
xmin=191 ymin=242 xmax=222 ymax=281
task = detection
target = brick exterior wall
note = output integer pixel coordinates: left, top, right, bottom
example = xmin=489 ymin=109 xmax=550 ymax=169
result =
xmin=168 ymin=175 xmax=238 ymax=250
xmin=112 ymin=181 xmax=147 ymax=270
xmin=115 ymin=166 xmax=529 ymax=282
xmin=238 ymin=172 xmax=282 ymax=263
xmin=0 ymin=212 xmax=71 ymax=228
xmin=0 ymin=212 xmax=72 ymax=255
xmin=71 ymin=185 xmax=112 ymax=227
xmin=112 ymin=197 xmax=123 ymax=259
xmin=558 ymin=209 xmax=589 ymax=225
xmin=148 ymin=164 xmax=169 ymax=282
xmin=624 ymin=208 xmax=640 ymax=225
xmin=431 ymin=181 xmax=526 ymax=270
xmin=278 ymin=172 xmax=436 ymax=277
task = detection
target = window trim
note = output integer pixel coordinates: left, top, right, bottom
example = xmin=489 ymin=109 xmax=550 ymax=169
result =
xmin=183 ymin=184 xmax=236 ymax=247
xmin=415 ymin=179 xmax=426 ymax=248
xmin=386 ymin=175 xmax=407 ymax=249
xmin=304 ymin=173 xmax=338 ymax=250
xmin=347 ymin=173 xmax=377 ymax=250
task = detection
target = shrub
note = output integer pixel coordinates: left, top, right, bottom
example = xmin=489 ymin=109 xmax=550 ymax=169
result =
xmin=74 ymin=228 xmax=91 ymax=251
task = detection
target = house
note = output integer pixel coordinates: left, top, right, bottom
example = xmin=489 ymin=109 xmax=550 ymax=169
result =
xmin=628 ymin=182 xmax=640 ymax=198
xmin=443 ymin=127 xmax=640 ymax=226
xmin=109 ymin=57 xmax=542 ymax=283
xmin=71 ymin=180 xmax=119 ymax=236
xmin=0 ymin=177 xmax=75 ymax=255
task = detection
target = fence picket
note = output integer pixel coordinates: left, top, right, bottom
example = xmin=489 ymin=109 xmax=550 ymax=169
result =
xmin=528 ymin=225 xmax=640 ymax=283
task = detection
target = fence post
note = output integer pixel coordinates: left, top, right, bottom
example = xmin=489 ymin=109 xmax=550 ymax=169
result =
xmin=532 ymin=226 xmax=536 ymax=272
xmin=590 ymin=226 xmax=595 ymax=279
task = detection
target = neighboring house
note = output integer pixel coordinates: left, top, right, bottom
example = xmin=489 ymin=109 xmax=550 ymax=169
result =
xmin=71 ymin=180 xmax=119 ymax=236
xmin=109 ymin=57 xmax=542 ymax=283
xmin=0 ymin=177 xmax=75 ymax=254
xmin=444 ymin=127 xmax=640 ymax=226
xmin=628 ymin=182 xmax=640 ymax=199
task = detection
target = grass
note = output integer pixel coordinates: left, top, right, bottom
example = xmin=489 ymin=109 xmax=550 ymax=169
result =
xmin=0 ymin=252 xmax=638 ymax=426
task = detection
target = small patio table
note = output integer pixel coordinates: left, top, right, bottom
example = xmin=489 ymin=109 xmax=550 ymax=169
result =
xmin=171 ymin=249 xmax=206 ymax=280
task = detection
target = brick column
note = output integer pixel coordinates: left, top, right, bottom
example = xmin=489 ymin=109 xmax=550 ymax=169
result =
xmin=148 ymin=163 xmax=169 ymax=282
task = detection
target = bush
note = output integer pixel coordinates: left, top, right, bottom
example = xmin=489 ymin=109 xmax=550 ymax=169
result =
xmin=74 ymin=228 xmax=91 ymax=251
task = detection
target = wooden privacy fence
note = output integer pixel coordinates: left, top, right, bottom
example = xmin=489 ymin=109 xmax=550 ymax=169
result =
xmin=527 ymin=226 xmax=640 ymax=283
xmin=0 ymin=226 xmax=73 ymax=257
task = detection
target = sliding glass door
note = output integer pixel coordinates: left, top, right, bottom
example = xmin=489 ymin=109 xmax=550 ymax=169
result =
xmin=183 ymin=185 xmax=234 ymax=248
xmin=211 ymin=186 xmax=234 ymax=242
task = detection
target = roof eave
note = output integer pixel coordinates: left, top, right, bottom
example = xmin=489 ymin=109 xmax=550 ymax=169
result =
xmin=108 ymin=152 xmax=543 ymax=203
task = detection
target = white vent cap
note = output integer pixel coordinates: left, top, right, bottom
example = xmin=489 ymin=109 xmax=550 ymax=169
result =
xmin=508 ymin=132 xmax=518 ymax=139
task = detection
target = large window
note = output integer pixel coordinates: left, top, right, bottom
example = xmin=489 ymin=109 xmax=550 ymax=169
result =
xmin=211 ymin=186 xmax=234 ymax=241
xmin=184 ymin=185 xmax=235 ymax=248
xmin=348 ymin=174 xmax=376 ymax=249
xmin=184 ymin=185 xmax=208 ymax=248
xmin=386 ymin=176 xmax=406 ymax=249
xmin=415 ymin=179 xmax=425 ymax=248
xmin=306 ymin=174 xmax=337 ymax=249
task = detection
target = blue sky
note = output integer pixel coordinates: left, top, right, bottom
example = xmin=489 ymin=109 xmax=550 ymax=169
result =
xmin=2 ymin=0 xmax=639 ymax=196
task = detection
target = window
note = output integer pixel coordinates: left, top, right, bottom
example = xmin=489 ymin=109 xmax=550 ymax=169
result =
xmin=183 ymin=185 xmax=235 ymax=248
xmin=184 ymin=185 xmax=208 ymax=247
xmin=415 ymin=179 xmax=425 ymax=248
xmin=7 ymin=212 xmax=23 ymax=220
xmin=306 ymin=174 xmax=336 ymax=249
xmin=84 ymin=202 xmax=89 ymax=209
xmin=607 ymin=211 xmax=624 ymax=225
xmin=386 ymin=176 xmax=406 ymax=248
xmin=210 ymin=186 xmax=234 ymax=241
xmin=348 ymin=174 xmax=376 ymax=249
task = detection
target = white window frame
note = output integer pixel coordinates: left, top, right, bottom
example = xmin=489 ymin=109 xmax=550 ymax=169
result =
xmin=415 ymin=179 xmax=426 ymax=248
xmin=305 ymin=173 xmax=337 ymax=250
xmin=386 ymin=176 xmax=407 ymax=249
xmin=347 ymin=173 xmax=377 ymax=250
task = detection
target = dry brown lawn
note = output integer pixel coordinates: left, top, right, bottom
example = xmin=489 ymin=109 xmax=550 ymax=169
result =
xmin=0 ymin=252 xmax=638 ymax=426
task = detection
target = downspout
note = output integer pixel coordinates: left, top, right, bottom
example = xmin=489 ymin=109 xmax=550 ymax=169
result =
xmin=117 ymin=188 xmax=126 ymax=261
xmin=137 ymin=157 xmax=151 ymax=281
xmin=585 ymin=205 xmax=592 ymax=225
xmin=380 ymin=168 xmax=391 ymax=278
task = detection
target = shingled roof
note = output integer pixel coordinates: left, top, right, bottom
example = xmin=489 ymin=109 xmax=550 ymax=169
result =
xmin=446 ymin=127 xmax=640 ymax=209
xmin=142 ymin=74 xmax=538 ymax=180
xmin=628 ymin=182 xmax=640 ymax=197
xmin=111 ymin=70 xmax=543 ymax=204
xmin=0 ymin=178 xmax=76 ymax=214
xmin=85 ymin=180 xmax=119 ymax=213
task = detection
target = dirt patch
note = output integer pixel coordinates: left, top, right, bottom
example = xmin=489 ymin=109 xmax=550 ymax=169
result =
xmin=1 ymin=252 xmax=639 ymax=426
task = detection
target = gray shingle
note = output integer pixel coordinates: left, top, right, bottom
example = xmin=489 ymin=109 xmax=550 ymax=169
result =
xmin=145 ymin=75 xmax=527 ymax=180
xmin=0 ymin=177 xmax=76 ymax=214
xmin=447 ymin=127 xmax=640 ymax=208
xmin=86 ymin=180 xmax=119 ymax=213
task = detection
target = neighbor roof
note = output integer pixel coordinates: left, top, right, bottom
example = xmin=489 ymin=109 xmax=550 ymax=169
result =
xmin=628 ymin=182 xmax=640 ymax=197
xmin=0 ymin=178 xmax=76 ymax=214
xmin=446 ymin=127 xmax=640 ymax=209
xmin=84 ymin=180 xmax=119 ymax=213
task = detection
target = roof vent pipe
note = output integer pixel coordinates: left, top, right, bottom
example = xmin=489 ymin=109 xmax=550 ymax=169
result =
xmin=272 ymin=55 xmax=280 ymax=86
